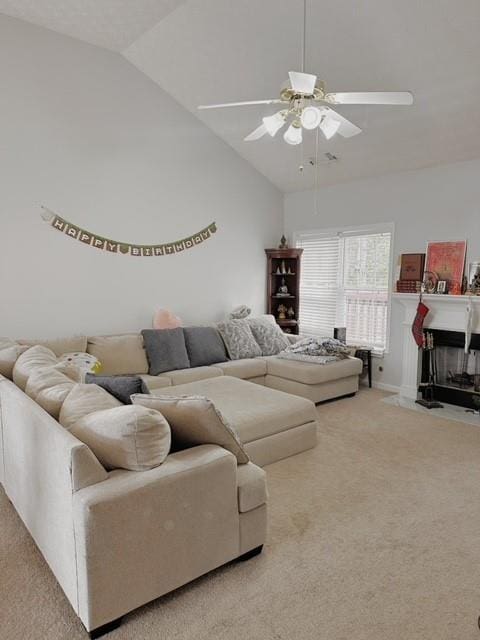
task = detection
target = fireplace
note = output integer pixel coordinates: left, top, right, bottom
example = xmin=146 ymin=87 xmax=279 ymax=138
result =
xmin=394 ymin=293 xmax=480 ymax=402
xmin=419 ymin=329 xmax=480 ymax=409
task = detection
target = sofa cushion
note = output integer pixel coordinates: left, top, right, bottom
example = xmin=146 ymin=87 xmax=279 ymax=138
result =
xmin=87 ymin=334 xmax=149 ymax=375
xmin=247 ymin=315 xmax=290 ymax=356
xmin=216 ymin=320 xmax=262 ymax=360
xmin=139 ymin=374 xmax=172 ymax=391
xmin=36 ymin=383 xmax=76 ymax=419
xmin=59 ymin=383 xmax=122 ymax=430
xmin=183 ymin=326 xmax=228 ymax=367
xmin=159 ymin=366 xmax=223 ymax=386
xmin=141 ymin=328 xmax=190 ymax=375
xmin=236 ymin=462 xmax=268 ymax=513
xmin=69 ymin=405 xmax=171 ymax=471
xmin=12 ymin=345 xmax=58 ymax=390
xmin=18 ymin=335 xmax=88 ymax=356
xmin=265 ymin=355 xmax=363 ymax=385
xmin=132 ymin=393 xmax=249 ymax=464
xmin=85 ymin=374 xmax=147 ymax=404
xmin=155 ymin=376 xmax=317 ymax=445
xmin=25 ymin=365 xmax=76 ymax=400
xmin=213 ymin=358 xmax=266 ymax=379
xmin=0 ymin=344 xmax=29 ymax=379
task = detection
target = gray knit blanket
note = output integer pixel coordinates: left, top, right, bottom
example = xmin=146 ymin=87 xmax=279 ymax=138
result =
xmin=278 ymin=337 xmax=350 ymax=365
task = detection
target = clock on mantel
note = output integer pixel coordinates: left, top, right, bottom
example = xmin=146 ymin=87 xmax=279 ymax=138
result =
xmin=265 ymin=248 xmax=303 ymax=334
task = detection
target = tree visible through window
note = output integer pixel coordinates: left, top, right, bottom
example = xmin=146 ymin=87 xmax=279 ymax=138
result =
xmin=296 ymin=226 xmax=393 ymax=353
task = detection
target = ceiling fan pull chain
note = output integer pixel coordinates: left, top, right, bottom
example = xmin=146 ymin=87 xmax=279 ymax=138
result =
xmin=301 ymin=0 xmax=307 ymax=73
xmin=314 ymin=127 xmax=320 ymax=215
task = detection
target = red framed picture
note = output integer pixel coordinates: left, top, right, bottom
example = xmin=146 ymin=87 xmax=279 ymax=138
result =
xmin=425 ymin=241 xmax=467 ymax=295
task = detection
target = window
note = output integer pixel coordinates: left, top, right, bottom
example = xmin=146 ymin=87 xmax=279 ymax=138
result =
xmin=295 ymin=224 xmax=393 ymax=353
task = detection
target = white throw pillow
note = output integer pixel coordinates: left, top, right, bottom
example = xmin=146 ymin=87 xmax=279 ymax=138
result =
xmin=216 ymin=320 xmax=262 ymax=360
xmin=247 ymin=315 xmax=290 ymax=356
xmin=59 ymin=383 xmax=122 ymax=430
xmin=12 ymin=345 xmax=58 ymax=390
xmin=0 ymin=344 xmax=29 ymax=379
xmin=131 ymin=394 xmax=249 ymax=464
xmin=69 ymin=405 xmax=171 ymax=471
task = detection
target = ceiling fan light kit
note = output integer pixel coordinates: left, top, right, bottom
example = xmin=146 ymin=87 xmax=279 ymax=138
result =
xmin=319 ymin=114 xmax=341 ymax=140
xmin=300 ymin=106 xmax=322 ymax=130
xmin=263 ymin=111 xmax=287 ymax=136
xmin=197 ymin=1 xmax=413 ymax=148
xmin=283 ymin=122 xmax=303 ymax=146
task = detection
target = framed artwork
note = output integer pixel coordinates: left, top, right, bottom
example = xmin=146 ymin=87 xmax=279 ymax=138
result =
xmin=400 ymin=253 xmax=425 ymax=281
xmin=436 ymin=280 xmax=447 ymax=294
xmin=468 ymin=261 xmax=480 ymax=291
xmin=425 ymin=241 xmax=467 ymax=295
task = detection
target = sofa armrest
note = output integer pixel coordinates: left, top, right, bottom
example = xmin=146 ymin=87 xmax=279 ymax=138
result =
xmin=72 ymin=445 xmax=240 ymax=631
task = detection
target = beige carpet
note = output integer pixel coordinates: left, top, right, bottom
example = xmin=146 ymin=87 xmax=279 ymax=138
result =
xmin=2 ymin=388 xmax=480 ymax=640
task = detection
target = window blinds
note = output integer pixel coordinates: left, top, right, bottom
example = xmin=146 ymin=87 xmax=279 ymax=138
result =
xmin=296 ymin=232 xmax=341 ymax=337
xmin=296 ymin=228 xmax=392 ymax=352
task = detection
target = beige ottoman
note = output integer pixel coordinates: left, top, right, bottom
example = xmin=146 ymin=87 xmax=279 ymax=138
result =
xmin=153 ymin=376 xmax=318 ymax=467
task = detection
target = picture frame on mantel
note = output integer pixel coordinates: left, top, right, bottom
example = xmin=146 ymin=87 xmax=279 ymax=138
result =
xmin=425 ymin=240 xmax=467 ymax=295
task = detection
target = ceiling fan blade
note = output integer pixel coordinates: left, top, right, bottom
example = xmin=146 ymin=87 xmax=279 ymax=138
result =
xmin=325 ymin=91 xmax=413 ymax=105
xmin=322 ymin=107 xmax=362 ymax=138
xmin=288 ymin=71 xmax=317 ymax=95
xmin=244 ymin=123 xmax=268 ymax=142
xmin=198 ymin=99 xmax=284 ymax=110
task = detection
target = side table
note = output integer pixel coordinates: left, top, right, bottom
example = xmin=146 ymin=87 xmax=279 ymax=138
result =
xmin=354 ymin=348 xmax=373 ymax=388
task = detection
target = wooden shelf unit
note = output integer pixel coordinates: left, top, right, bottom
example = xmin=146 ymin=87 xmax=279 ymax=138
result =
xmin=265 ymin=248 xmax=303 ymax=334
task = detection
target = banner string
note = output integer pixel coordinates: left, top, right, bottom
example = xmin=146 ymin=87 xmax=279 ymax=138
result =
xmin=40 ymin=206 xmax=217 ymax=257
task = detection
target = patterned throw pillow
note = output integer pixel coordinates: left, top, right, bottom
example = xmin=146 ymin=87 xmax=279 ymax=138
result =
xmin=247 ymin=315 xmax=290 ymax=356
xmin=60 ymin=352 xmax=102 ymax=375
xmin=216 ymin=320 xmax=262 ymax=360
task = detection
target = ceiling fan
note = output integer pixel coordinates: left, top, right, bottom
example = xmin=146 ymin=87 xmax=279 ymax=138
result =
xmin=197 ymin=1 xmax=413 ymax=146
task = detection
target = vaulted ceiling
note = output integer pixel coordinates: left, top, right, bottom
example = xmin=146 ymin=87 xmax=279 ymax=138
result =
xmin=1 ymin=0 xmax=480 ymax=192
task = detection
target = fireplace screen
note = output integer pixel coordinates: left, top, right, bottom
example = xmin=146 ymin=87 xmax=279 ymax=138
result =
xmin=435 ymin=346 xmax=480 ymax=392
xmin=419 ymin=329 xmax=480 ymax=409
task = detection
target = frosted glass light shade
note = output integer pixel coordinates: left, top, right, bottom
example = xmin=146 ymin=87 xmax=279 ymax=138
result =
xmin=300 ymin=106 xmax=322 ymax=130
xmin=319 ymin=115 xmax=341 ymax=140
xmin=262 ymin=111 xmax=286 ymax=137
xmin=283 ymin=123 xmax=303 ymax=145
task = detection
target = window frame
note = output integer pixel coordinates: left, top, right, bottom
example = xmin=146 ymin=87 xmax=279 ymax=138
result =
xmin=294 ymin=221 xmax=395 ymax=355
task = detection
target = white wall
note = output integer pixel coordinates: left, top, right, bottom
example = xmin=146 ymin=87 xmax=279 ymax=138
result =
xmin=284 ymin=159 xmax=480 ymax=390
xmin=0 ymin=15 xmax=283 ymax=339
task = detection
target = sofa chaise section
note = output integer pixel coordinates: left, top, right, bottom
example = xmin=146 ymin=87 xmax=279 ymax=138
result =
xmin=263 ymin=355 xmax=363 ymax=403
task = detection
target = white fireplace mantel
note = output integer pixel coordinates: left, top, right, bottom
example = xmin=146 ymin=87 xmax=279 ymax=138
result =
xmin=393 ymin=293 xmax=480 ymax=399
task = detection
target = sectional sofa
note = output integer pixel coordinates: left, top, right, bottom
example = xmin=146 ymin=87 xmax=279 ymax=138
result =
xmin=32 ymin=328 xmax=361 ymax=403
xmin=0 ymin=326 xmax=362 ymax=636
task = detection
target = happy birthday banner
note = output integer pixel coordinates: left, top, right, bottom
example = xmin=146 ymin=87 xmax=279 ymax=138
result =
xmin=41 ymin=207 xmax=217 ymax=257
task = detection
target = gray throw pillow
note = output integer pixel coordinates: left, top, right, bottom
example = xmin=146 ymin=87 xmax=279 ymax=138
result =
xmin=247 ymin=315 xmax=290 ymax=356
xmin=183 ymin=327 xmax=228 ymax=367
xmin=216 ymin=320 xmax=262 ymax=360
xmin=141 ymin=328 xmax=190 ymax=375
xmin=85 ymin=374 xmax=148 ymax=404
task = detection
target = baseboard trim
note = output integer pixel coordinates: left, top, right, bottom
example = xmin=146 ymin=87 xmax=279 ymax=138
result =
xmin=371 ymin=382 xmax=400 ymax=393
